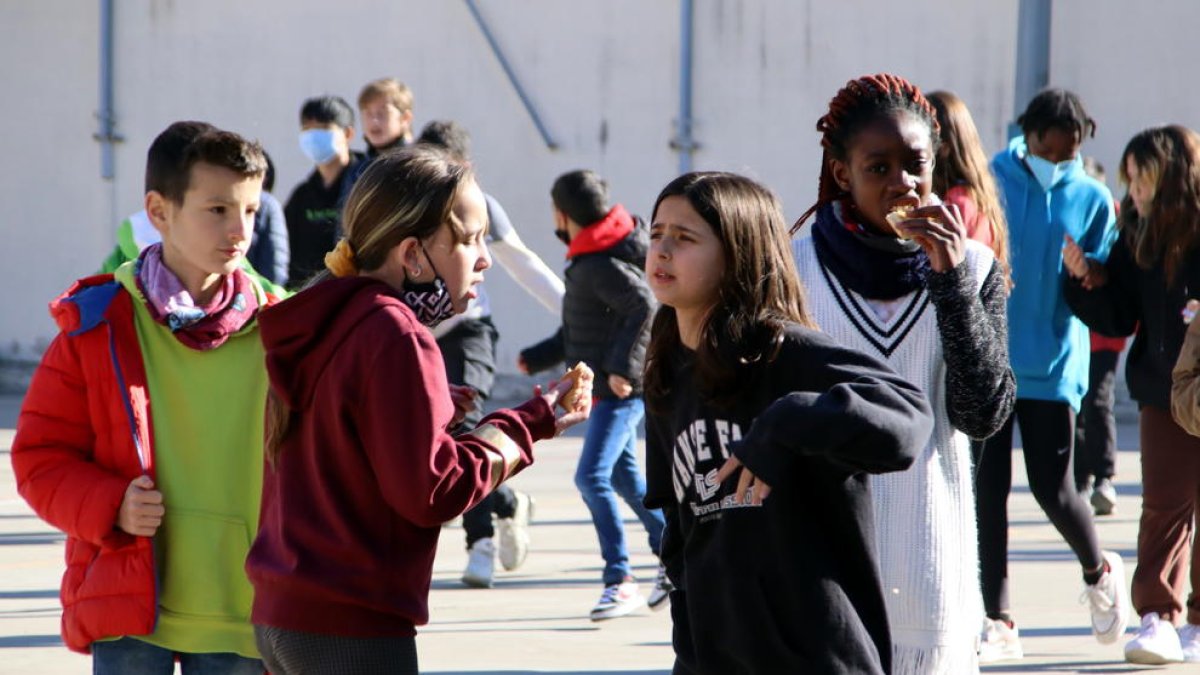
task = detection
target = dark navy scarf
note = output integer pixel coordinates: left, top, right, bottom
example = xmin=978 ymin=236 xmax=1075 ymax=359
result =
xmin=810 ymin=202 xmax=931 ymax=301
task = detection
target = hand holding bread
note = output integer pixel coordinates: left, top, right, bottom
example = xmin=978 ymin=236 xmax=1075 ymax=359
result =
xmin=532 ymin=361 xmax=594 ymax=436
xmin=558 ymin=362 xmax=595 ymax=411
xmin=888 ymin=196 xmax=966 ymax=273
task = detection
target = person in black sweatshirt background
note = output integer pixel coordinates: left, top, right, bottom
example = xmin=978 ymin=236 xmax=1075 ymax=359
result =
xmin=641 ymin=171 xmax=934 ymax=674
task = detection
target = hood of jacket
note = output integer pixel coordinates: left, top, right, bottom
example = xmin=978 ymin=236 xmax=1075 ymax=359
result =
xmin=259 ymin=276 xmax=410 ymax=409
xmin=49 ymin=274 xmax=124 ymax=335
xmin=567 ymin=204 xmax=648 ymax=268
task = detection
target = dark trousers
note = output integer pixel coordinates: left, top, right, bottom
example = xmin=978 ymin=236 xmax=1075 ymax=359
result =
xmin=977 ymin=398 xmax=1103 ymax=616
xmin=1074 ymin=349 xmax=1120 ymax=487
xmin=1133 ymin=406 xmax=1200 ymax=624
xmin=436 ymin=317 xmax=516 ymax=547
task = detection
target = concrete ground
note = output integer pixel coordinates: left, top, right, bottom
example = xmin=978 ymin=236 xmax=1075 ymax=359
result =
xmin=0 ymin=393 xmax=1193 ymax=674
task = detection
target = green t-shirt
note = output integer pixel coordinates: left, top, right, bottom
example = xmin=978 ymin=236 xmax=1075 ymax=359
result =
xmin=115 ymin=264 xmax=268 ymax=658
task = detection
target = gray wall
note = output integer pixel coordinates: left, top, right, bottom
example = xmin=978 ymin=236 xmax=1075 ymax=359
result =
xmin=0 ymin=0 xmax=1045 ymax=371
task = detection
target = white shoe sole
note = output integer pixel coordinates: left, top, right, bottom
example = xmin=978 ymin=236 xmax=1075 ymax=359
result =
xmin=1125 ymin=647 xmax=1182 ymax=665
xmin=461 ymin=573 xmax=493 ymax=589
xmin=978 ymin=649 xmax=1023 ymax=664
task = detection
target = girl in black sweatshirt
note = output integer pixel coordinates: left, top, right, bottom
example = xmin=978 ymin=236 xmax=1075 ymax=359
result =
xmin=1064 ymin=125 xmax=1200 ymax=664
xmin=642 ymin=171 xmax=935 ymax=674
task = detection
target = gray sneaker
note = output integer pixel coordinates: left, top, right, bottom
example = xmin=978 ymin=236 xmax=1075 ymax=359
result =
xmin=647 ymin=562 xmax=673 ymax=611
xmin=590 ymin=579 xmax=645 ymax=621
xmin=498 ymin=491 xmax=534 ymax=571
xmin=1091 ymin=478 xmax=1117 ymax=516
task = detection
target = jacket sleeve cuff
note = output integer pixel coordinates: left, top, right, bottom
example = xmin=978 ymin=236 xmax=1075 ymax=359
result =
xmin=478 ymin=395 xmax=557 ymax=446
xmin=510 ymin=395 xmax=558 ymax=442
xmin=81 ymin=473 xmax=133 ymax=546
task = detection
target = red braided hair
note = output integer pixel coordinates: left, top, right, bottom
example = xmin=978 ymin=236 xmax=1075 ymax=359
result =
xmin=791 ymin=74 xmax=940 ymax=234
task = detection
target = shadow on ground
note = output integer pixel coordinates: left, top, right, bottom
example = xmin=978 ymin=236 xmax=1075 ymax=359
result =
xmin=0 ymin=634 xmax=62 ymax=648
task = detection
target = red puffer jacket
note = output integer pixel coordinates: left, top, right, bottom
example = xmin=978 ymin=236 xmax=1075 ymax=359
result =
xmin=12 ymin=275 xmax=158 ymax=653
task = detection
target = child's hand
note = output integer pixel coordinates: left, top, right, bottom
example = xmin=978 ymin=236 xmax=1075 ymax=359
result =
xmin=896 ymin=202 xmax=966 ymax=273
xmin=516 ymin=355 xmax=530 ymax=375
xmin=1062 ymin=235 xmax=1089 ymax=278
xmin=608 ymin=374 xmax=633 ymax=399
xmin=715 ymin=456 xmax=772 ymax=506
xmin=1183 ymin=299 xmax=1200 ymax=325
xmin=1062 ymin=235 xmax=1107 ymax=289
xmin=535 ymin=377 xmax=592 ymax=436
xmin=448 ymin=385 xmax=478 ymax=427
xmin=117 ymin=475 xmax=164 ymax=537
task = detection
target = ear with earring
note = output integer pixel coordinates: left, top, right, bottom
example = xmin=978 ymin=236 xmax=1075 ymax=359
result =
xmin=401 ymin=240 xmax=425 ymax=281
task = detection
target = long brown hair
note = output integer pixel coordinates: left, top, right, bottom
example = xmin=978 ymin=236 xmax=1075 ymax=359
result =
xmin=792 ymin=73 xmax=940 ymax=233
xmin=1119 ymin=125 xmax=1200 ymax=286
xmin=927 ymin=90 xmax=1011 ymax=274
xmin=644 ymin=172 xmax=816 ymax=411
xmin=264 ymin=146 xmax=475 ymax=462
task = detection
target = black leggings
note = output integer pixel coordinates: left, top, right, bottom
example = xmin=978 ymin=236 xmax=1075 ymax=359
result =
xmin=976 ymin=398 xmax=1103 ymax=616
xmin=255 ymin=624 xmax=418 ymax=675
xmin=1074 ymin=349 xmax=1120 ymax=486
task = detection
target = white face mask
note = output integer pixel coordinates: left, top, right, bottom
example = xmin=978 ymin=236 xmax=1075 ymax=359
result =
xmin=1025 ymin=153 xmax=1077 ymax=192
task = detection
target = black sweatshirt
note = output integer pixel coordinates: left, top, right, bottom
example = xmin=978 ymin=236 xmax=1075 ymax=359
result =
xmin=1065 ymin=230 xmax=1200 ymax=410
xmin=645 ymin=325 xmax=933 ymax=675
xmin=283 ymin=152 xmax=366 ymax=289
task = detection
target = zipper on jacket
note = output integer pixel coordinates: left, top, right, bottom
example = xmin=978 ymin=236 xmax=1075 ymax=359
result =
xmin=105 ymin=319 xmax=149 ymax=473
xmin=104 ymin=317 xmax=160 ymax=627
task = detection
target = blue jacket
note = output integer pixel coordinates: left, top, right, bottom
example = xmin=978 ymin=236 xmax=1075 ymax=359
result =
xmin=991 ymin=136 xmax=1117 ymax=410
xmin=246 ymin=191 xmax=289 ymax=288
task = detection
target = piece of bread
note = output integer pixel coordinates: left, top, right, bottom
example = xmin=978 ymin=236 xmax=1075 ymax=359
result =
xmin=559 ymin=362 xmax=594 ymax=410
xmin=884 ymin=205 xmax=916 ymax=239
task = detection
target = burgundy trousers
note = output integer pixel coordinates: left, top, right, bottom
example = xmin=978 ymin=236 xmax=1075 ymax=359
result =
xmin=1133 ymin=406 xmax=1200 ymax=624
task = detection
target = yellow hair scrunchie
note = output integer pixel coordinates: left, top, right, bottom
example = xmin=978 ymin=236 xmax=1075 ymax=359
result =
xmin=324 ymin=238 xmax=359 ymax=278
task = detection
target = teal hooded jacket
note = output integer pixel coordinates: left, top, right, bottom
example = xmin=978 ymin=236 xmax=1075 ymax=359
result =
xmin=991 ymin=136 xmax=1117 ymax=410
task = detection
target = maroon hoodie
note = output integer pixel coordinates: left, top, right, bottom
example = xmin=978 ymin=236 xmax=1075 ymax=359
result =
xmin=246 ymin=276 xmax=555 ymax=636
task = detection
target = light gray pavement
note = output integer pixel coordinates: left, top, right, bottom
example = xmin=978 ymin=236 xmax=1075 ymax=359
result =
xmin=0 ymin=392 xmax=1193 ymax=674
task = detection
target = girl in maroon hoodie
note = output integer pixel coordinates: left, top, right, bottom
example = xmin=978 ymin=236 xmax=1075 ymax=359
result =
xmin=246 ymin=146 xmax=591 ymax=674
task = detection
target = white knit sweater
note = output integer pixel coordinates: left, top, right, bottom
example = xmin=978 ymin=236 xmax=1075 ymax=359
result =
xmin=794 ymin=236 xmax=991 ymax=674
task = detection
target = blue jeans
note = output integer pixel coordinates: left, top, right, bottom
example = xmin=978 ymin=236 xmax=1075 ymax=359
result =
xmin=92 ymin=636 xmax=263 ymax=675
xmin=574 ymin=396 xmax=665 ymax=585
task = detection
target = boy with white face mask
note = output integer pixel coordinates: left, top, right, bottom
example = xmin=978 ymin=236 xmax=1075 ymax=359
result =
xmin=979 ymin=88 xmax=1125 ymax=661
xmin=283 ymin=95 xmax=365 ymax=289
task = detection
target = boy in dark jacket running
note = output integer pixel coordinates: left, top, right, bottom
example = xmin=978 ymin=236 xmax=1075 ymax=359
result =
xmin=521 ymin=170 xmax=668 ymax=620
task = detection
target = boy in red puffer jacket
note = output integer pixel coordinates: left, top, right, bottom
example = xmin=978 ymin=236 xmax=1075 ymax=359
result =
xmin=12 ymin=121 xmax=277 ymax=673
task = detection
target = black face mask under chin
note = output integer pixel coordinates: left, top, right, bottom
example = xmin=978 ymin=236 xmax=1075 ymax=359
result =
xmin=401 ymin=245 xmax=457 ymax=327
xmin=555 ymin=229 xmax=571 ymax=246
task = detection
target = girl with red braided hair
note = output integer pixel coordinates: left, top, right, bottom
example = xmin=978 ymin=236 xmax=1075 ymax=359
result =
xmin=791 ymin=73 xmax=1015 ymax=673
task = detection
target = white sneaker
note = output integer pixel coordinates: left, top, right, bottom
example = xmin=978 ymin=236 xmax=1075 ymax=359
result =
xmin=1091 ymin=477 xmax=1117 ymax=516
xmin=978 ymin=618 xmax=1024 ymax=663
xmin=1178 ymin=622 xmax=1200 ymax=663
xmin=589 ymin=578 xmax=645 ymax=621
xmin=497 ymin=491 xmax=534 ymax=571
xmin=1125 ymin=613 xmax=1184 ymax=664
xmin=461 ymin=537 xmax=495 ymax=588
xmin=647 ymin=562 xmax=673 ymax=611
xmin=1081 ymin=550 xmax=1130 ymax=644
